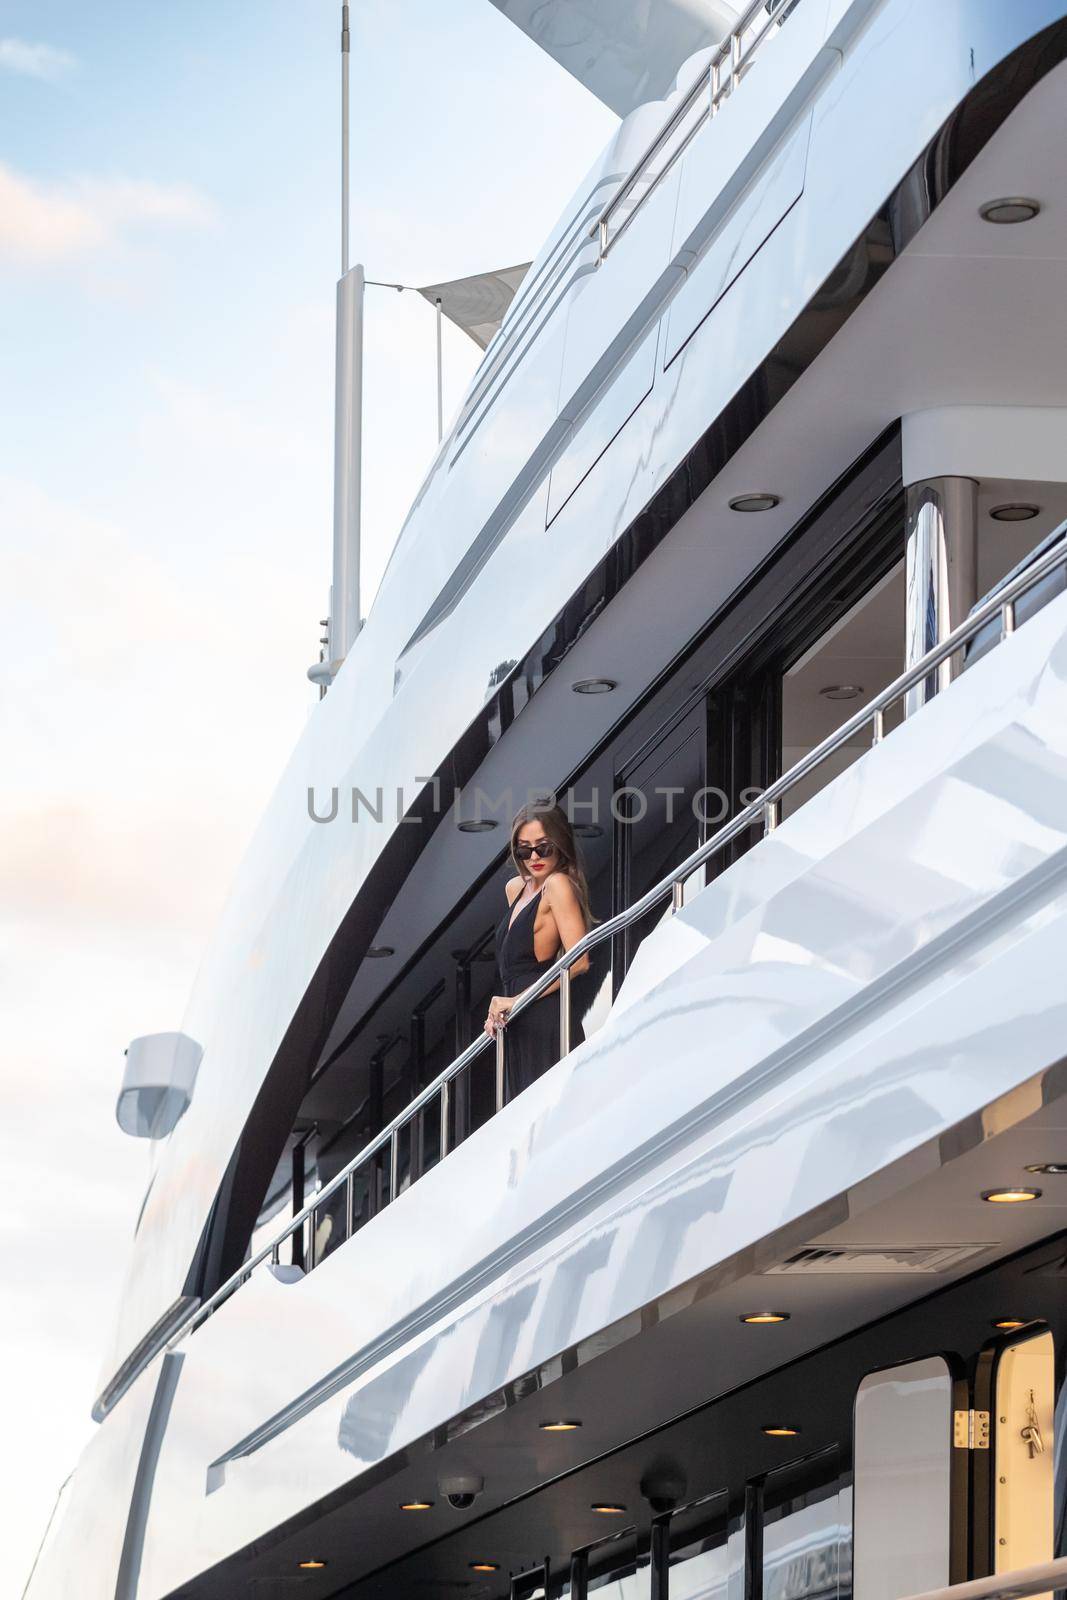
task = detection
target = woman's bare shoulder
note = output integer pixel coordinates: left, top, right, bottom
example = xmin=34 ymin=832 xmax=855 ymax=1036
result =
xmin=505 ymin=875 xmax=525 ymax=905
xmin=542 ymin=870 xmax=579 ymax=907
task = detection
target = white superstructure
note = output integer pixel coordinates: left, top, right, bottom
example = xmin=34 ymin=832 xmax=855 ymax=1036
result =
xmin=25 ymin=3 xmax=1067 ymax=1598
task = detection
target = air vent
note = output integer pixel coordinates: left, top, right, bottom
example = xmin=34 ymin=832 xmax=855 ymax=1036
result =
xmin=765 ymin=1243 xmax=991 ymax=1276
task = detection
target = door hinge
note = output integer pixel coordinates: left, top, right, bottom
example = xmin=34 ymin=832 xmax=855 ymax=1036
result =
xmin=954 ymin=1408 xmax=991 ymax=1449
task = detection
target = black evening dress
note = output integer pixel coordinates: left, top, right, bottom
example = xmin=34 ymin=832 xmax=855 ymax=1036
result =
xmin=494 ymin=885 xmax=567 ymax=1102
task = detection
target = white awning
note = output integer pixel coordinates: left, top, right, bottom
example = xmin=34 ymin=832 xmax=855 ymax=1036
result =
xmin=417 ymin=264 xmax=531 ymax=350
xmin=489 ymin=0 xmax=744 ymax=117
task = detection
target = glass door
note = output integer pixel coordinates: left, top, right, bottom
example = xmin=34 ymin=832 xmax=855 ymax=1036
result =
xmin=613 ymin=701 xmax=707 ymax=990
xmin=853 ymin=1354 xmax=969 ymax=1600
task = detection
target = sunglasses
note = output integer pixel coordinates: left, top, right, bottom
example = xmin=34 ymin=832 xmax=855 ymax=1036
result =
xmin=515 ymin=840 xmax=558 ymax=861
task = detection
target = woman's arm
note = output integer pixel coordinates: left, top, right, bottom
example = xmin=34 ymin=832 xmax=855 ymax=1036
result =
xmin=533 ymin=873 xmax=591 ymax=995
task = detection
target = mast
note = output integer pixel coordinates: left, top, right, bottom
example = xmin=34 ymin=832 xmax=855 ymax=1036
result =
xmin=310 ymin=3 xmax=364 ymax=687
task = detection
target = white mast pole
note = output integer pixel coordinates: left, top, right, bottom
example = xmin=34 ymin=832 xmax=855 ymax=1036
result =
xmin=435 ymin=296 xmax=443 ymax=443
xmin=341 ymin=2 xmax=349 ymax=275
xmin=330 ymin=4 xmax=363 ymax=673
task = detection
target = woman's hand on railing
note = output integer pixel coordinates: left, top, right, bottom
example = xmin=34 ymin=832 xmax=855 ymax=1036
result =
xmin=484 ymin=995 xmax=516 ymax=1038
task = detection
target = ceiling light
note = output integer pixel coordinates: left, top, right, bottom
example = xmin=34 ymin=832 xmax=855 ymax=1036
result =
xmin=981 ymin=1187 xmax=1041 ymax=1204
xmin=990 ymin=503 xmax=1040 ymax=522
xmin=819 ymin=684 xmax=864 ymax=701
xmin=572 ymin=678 xmax=617 ymax=694
xmin=979 ymin=197 xmax=1041 ymax=224
xmin=367 ymin=945 xmax=394 ymax=958
xmin=457 ymin=819 xmax=498 ymax=832
xmin=992 ymin=1319 xmax=1027 ymax=1332
xmin=740 ymin=1311 xmax=790 ymax=1324
xmin=1025 ymin=1162 xmax=1067 ymax=1175
xmin=762 ymin=1425 xmax=800 ymax=1437
xmin=399 ymin=1500 xmax=434 ymax=1511
xmin=470 ymin=1563 xmax=500 ymax=1573
xmin=729 ymin=493 xmax=780 ymax=513
xmin=298 ymin=1559 xmax=328 ymax=1569
xmin=591 ymin=1503 xmax=627 ymax=1515
xmin=540 ymin=1420 xmax=582 ymax=1431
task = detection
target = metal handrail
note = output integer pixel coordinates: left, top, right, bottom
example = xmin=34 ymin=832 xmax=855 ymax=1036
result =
xmin=162 ymin=525 xmax=1067 ymax=1353
xmin=591 ymin=0 xmax=800 ymax=261
xmin=898 ymin=1557 xmax=1067 ymax=1600
xmin=83 ymin=524 xmax=1067 ymax=1423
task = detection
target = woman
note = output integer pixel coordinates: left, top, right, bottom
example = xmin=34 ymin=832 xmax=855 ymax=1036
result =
xmin=485 ymin=802 xmax=593 ymax=1101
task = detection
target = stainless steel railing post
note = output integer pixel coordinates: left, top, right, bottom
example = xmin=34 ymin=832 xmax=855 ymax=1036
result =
xmin=559 ymin=966 xmax=571 ymax=1059
xmin=495 ymin=1026 xmax=506 ymax=1111
xmin=440 ymin=1077 xmax=450 ymax=1159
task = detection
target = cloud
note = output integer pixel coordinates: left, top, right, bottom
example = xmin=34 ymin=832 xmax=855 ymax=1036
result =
xmin=0 ymin=37 xmax=76 ymax=80
xmin=0 ymin=160 xmax=213 ymax=266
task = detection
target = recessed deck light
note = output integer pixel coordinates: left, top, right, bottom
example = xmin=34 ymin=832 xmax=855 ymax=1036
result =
xmin=367 ymin=945 xmax=395 ymax=958
xmin=980 ymin=197 xmax=1041 ymax=224
xmin=1025 ymin=1162 xmax=1067 ymax=1175
xmin=740 ymin=1311 xmax=790 ymax=1324
xmin=762 ymin=1425 xmax=800 ymax=1437
xmin=729 ymin=493 xmax=780 ymax=513
xmin=457 ymin=819 xmax=498 ymax=832
xmin=992 ymin=1319 xmax=1027 ymax=1332
xmin=981 ymin=1187 xmax=1041 ymax=1204
xmin=470 ymin=1562 xmax=500 ymax=1572
xmin=400 ymin=1499 xmax=434 ymax=1511
xmin=298 ymin=1559 xmax=328 ymax=1569
xmin=572 ymin=678 xmax=617 ymax=694
xmin=540 ymin=1420 xmax=582 ymax=1431
xmin=990 ymin=503 xmax=1040 ymax=522
xmin=591 ymin=1503 xmax=627 ymax=1514
xmin=819 ymin=684 xmax=864 ymax=701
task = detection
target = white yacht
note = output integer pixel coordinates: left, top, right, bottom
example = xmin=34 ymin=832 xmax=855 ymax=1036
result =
xmin=25 ymin=2 xmax=1067 ymax=1598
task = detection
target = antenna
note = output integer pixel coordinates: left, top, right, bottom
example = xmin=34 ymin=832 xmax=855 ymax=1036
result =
xmin=341 ymin=2 xmax=350 ymax=275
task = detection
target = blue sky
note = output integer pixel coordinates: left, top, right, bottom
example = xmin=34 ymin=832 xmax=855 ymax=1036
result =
xmin=1 ymin=2 xmax=615 ymax=1587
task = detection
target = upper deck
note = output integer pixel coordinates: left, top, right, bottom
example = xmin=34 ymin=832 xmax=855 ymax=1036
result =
xmin=98 ymin=0 xmax=1067 ymax=1393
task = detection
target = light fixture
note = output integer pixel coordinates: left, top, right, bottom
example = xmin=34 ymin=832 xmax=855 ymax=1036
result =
xmin=572 ymin=678 xmax=617 ymax=695
xmin=740 ymin=1311 xmax=790 ymax=1324
xmin=981 ymin=1187 xmax=1041 ymax=1204
xmin=367 ymin=945 xmax=395 ymax=958
xmin=992 ymin=1318 xmax=1027 ymax=1332
xmin=298 ymin=1559 xmax=328 ymax=1570
xmin=470 ymin=1562 xmax=500 ymax=1573
xmin=762 ymin=1425 xmax=800 ymax=1437
xmin=819 ymin=684 xmax=864 ymax=701
xmin=1025 ymin=1162 xmax=1067 ymax=1175
xmin=729 ymin=493 xmax=780 ymax=513
xmin=399 ymin=1500 xmax=434 ymax=1511
xmin=457 ymin=819 xmax=498 ymax=833
xmin=591 ymin=1503 xmax=627 ymax=1515
xmin=990 ymin=503 xmax=1040 ymax=522
xmin=979 ymin=197 xmax=1041 ymax=225
xmin=540 ymin=1420 xmax=582 ymax=1432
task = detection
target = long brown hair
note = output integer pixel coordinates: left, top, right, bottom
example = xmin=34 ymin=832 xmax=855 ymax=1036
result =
xmin=508 ymin=802 xmax=594 ymax=930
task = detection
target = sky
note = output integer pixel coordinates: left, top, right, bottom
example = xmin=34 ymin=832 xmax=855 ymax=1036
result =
xmin=0 ymin=3 xmax=615 ymax=1589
